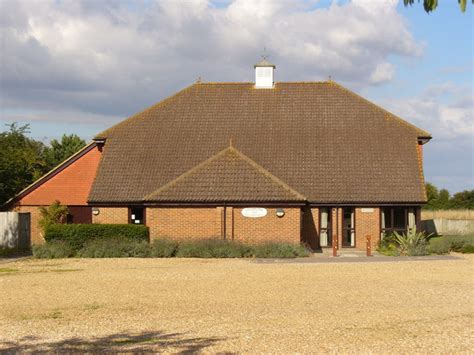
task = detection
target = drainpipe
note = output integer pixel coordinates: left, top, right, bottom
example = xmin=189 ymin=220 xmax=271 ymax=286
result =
xmin=223 ymin=202 xmax=227 ymax=241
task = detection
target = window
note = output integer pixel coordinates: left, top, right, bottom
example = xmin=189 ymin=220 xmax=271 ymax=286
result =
xmin=319 ymin=208 xmax=332 ymax=247
xmin=129 ymin=207 xmax=145 ymax=225
xmin=381 ymin=207 xmax=416 ymax=238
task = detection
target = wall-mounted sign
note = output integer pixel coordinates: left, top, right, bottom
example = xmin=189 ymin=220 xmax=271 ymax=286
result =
xmin=361 ymin=208 xmax=374 ymax=213
xmin=241 ymin=208 xmax=267 ymax=218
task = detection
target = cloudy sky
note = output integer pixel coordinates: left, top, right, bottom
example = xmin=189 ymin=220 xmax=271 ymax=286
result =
xmin=0 ymin=0 xmax=472 ymax=193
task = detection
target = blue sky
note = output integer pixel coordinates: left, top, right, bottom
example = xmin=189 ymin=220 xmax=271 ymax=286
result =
xmin=0 ymin=0 xmax=472 ymax=193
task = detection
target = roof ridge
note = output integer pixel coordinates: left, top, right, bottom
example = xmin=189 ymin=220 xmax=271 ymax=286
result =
xmin=331 ymin=82 xmax=431 ymax=138
xmin=143 ymin=146 xmax=306 ymax=201
xmin=95 ymin=82 xmax=198 ymax=139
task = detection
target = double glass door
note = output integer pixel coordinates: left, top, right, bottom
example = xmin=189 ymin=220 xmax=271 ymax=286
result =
xmin=342 ymin=208 xmax=355 ymax=247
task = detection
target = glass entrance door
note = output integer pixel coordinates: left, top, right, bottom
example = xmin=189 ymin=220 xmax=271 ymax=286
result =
xmin=342 ymin=208 xmax=355 ymax=247
xmin=319 ymin=208 xmax=332 ymax=247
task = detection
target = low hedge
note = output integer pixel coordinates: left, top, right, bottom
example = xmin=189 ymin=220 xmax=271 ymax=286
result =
xmin=44 ymin=224 xmax=149 ymax=250
xmin=33 ymin=237 xmax=311 ymax=259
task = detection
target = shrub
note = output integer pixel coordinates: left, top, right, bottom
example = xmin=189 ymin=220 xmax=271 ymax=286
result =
xmin=175 ymin=239 xmax=253 ymax=258
xmin=429 ymin=235 xmax=474 ymax=254
xmin=392 ymin=229 xmax=431 ymax=256
xmin=150 ymin=239 xmax=178 ymax=257
xmin=253 ymin=243 xmax=310 ymax=258
xmin=38 ymin=201 xmax=69 ymax=232
xmin=78 ymin=238 xmax=150 ymax=258
xmin=461 ymin=244 xmax=474 ymax=253
xmin=44 ymin=224 xmax=149 ymax=250
xmin=32 ymin=241 xmax=75 ymax=259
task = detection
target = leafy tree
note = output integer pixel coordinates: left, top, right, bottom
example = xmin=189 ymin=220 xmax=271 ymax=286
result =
xmin=424 ymin=182 xmax=439 ymax=210
xmin=0 ymin=123 xmax=49 ymax=205
xmin=450 ymin=190 xmax=474 ymax=209
xmin=44 ymin=134 xmax=86 ymax=168
xmin=38 ymin=201 xmax=69 ymax=232
xmin=438 ymin=189 xmax=452 ymax=209
xmin=403 ymin=0 xmax=472 ymax=13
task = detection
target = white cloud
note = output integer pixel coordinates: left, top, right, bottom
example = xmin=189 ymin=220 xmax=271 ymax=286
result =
xmin=0 ymin=0 xmax=422 ymax=125
xmin=380 ymin=83 xmax=474 ymax=139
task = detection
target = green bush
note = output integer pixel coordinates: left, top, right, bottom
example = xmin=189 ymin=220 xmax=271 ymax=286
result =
xmin=392 ymin=229 xmax=431 ymax=256
xmin=78 ymin=237 xmax=150 ymax=258
xmin=429 ymin=235 xmax=474 ymax=254
xmin=175 ymin=239 xmax=253 ymax=258
xmin=461 ymin=244 xmax=474 ymax=253
xmin=32 ymin=241 xmax=75 ymax=259
xmin=253 ymin=243 xmax=310 ymax=258
xmin=44 ymin=224 xmax=149 ymax=250
xmin=150 ymin=239 xmax=178 ymax=257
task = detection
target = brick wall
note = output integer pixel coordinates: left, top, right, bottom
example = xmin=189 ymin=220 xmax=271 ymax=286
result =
xmin=147 ymin=207 xmax=221 ymax=241
xmin=17 ymin=145 xmax=101 ymax=206
xmin=232 ymin=207 xmax=300 ymax=245
xmin=92 ymin=207 xmax=128 ymax=224
xmin=15 ymin=206 xmax=43 ymax=245
xmin=355 ymin=207 xmax=380 ymax=251
xmin=146 ymin=206 xmax=301 ymax=244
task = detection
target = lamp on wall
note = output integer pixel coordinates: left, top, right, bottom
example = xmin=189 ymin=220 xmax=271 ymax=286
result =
xmin=276 ymin=208 xmax=285 ymax=218
xmin=92 ymin=207 xmax=100 ymax=216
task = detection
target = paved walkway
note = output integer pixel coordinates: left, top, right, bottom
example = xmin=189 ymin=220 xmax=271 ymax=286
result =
xmin=254 ymin=254 xmax=461 ymax=264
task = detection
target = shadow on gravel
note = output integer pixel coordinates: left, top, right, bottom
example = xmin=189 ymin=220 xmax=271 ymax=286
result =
xmin=1 ymin=331 xmax=227 ymax=354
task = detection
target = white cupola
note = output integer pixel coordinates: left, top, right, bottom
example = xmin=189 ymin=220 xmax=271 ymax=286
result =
xmin=254 ymin=56 xmax=275 ymax=89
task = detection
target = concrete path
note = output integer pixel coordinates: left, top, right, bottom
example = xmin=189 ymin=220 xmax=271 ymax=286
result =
xmin=254 ymin=254 xmax=462 ymax=264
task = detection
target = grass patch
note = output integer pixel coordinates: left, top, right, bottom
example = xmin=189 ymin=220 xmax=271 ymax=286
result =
xmin=0 ymin=267 xmax=19 ymax=274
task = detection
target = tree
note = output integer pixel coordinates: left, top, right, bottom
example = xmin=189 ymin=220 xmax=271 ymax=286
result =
xmin=438 ymin=189 xmax=452 ymax=209
xmin=450 ymin=190 xmax=474 ymax=209
xmin=424 ymin=182 xmax=439 ymax=210
xmin=44 ymin=134 xmax=86 ymax=169
xmin=0 ymin=123 xmax=49 ymax=205
xmin=403 ymin=0 xmax=472 ymax=13
xmin=38 ymin=200 xmax=69 ymax=232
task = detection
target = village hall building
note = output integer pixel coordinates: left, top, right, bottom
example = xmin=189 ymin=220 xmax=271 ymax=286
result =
xmin=4 ymin=59 xmax=431 ymax=251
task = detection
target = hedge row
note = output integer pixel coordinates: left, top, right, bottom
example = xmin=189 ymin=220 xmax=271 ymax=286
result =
xmin=33 ymin=238 xmax=311 ymax=259
xmin=44 ymin=224 xmax=149 ymax=250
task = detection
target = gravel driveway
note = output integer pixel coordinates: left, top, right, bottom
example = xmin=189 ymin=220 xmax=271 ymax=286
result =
xmin=0 ymin=255 xmax=473 ymax=353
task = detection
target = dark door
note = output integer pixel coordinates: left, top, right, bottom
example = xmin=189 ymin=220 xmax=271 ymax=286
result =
xmin=67 ymin=207 xmax=92 ymax=224
xmin=342 ymin=207 xmax=355 ymax=247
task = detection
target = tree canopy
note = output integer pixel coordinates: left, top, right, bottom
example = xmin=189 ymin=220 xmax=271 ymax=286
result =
xmin=403 ymin=0 xmax=472 ymax=13
xmin=424 ymin=182 xmax=474 ymax=210
xmin=0 ymin=123 xmax=86 ymax=205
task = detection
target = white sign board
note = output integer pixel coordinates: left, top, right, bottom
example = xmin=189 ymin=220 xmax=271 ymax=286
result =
xmin=361 ymin=208 xmax=374 ymax=213
xmin=241 ymin=208 xmax=267 ymax=218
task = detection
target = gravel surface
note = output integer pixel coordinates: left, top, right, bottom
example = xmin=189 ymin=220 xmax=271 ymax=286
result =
xmin=0 ymin=255 xmax=473 ymax=353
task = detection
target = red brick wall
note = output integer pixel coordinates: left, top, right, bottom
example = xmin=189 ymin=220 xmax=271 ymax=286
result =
xmin=17 ymin=145 xmax=101 ymax=206
xmin=146 ymin=206 xmax=301 ymax=244
xmin=14 ymin=206 xmax=43 ymax=245
xmin=92 ymin=207 xmax=128 ymax=224
xmin=147 ymin=207 xmax=221 ymax=241
xmin=355 ymin=207 xmax=380 ymax=251
xmin=232 ymin=207 xmax=300 ymax=245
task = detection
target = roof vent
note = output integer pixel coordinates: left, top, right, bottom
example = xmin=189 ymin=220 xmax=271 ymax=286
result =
xmin=254 ymin=52 xmax=275 ymax=89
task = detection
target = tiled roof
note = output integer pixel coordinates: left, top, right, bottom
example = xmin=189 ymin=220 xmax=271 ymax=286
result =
xmin=89 ymin=81 xmax=430 ymax=204
xmin=144 ymin=146 xmax=305 ymax=202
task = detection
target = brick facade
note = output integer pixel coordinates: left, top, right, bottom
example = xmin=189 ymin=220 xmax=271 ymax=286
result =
xmin=231 ymin=207 xmax=300 ymax=245
xmin=146 ymin=206 xmax=300 ymax=245
xmin=148 ymin=208 xmax=221 ymax=241
xmin=14 ymin=206 xmax=43 ymax=245
xmin=355 ymin=207 xmax=380 ymax=250
xmin=92 ymin=207 xmax=128 ymax=224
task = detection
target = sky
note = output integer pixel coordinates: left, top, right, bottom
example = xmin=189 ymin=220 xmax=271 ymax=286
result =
xmin=0 ymin=0 xmax=472 ymax=193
